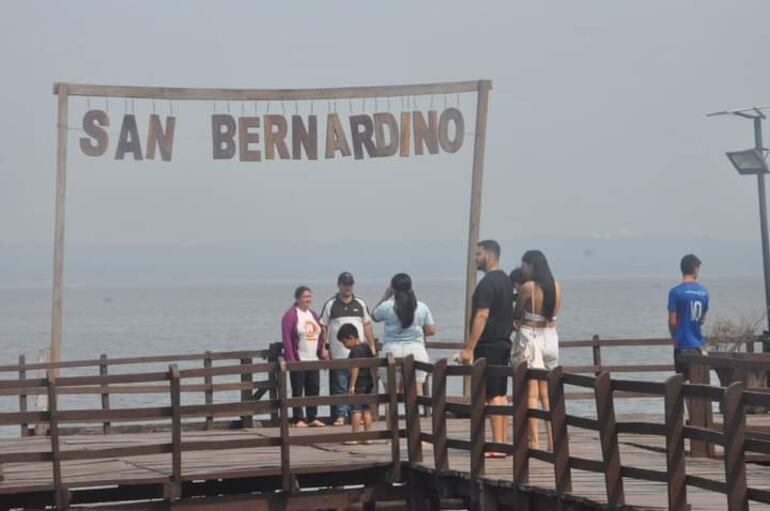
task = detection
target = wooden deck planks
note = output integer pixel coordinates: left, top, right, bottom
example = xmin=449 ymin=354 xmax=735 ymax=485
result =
xmin=1 ymin=415 xmax=770 ymax=509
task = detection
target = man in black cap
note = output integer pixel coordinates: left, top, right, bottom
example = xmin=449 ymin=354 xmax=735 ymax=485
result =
xmin=319 ymin=272 xmax=375 ymax=425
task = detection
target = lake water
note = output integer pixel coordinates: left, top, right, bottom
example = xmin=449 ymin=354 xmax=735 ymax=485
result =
xmin=0 ymin=275 xmax=764 ymax=431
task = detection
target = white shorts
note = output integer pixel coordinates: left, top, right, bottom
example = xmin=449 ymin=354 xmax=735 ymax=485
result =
xmin=379 ymin=342 xmax=429 ymax=385
xmin=514 ymin=326 xmax=559 ymax=370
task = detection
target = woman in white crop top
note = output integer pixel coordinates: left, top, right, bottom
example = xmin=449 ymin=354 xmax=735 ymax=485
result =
xmin=513 ymin=250 xmax=562 ymax=450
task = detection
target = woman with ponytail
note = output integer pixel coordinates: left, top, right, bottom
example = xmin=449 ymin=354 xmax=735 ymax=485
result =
xmin=513 ymin=250 xmax=562 ymax=450
xmin=372 ymin=273 xmax=436 ymax=390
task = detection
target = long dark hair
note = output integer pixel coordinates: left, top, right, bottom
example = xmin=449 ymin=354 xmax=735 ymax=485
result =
xmin=521 ymin=250 xmax=557 ymax=320
xmin=391 ymin=273 xmax=417 ymax=329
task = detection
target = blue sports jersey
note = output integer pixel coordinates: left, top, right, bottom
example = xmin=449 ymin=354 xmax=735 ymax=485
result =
xmin=667 ymin=282 xmax=709 ymax=349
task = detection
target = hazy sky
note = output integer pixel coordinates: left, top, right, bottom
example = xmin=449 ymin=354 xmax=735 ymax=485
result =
xmin=2 ymin=0 xmax=770 ymax=245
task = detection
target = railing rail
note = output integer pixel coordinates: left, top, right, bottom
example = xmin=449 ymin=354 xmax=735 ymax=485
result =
xmin=0 ymin=351 xmax=769 ymax=510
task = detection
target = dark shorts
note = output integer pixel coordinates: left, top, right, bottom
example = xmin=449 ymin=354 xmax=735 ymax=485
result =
xmin=350 ymin=385 xmax=373 ymax=412
xmin=474 ymin=341 xmax=512 ymax=400
xmin=674 ymin=347 xmax=703 ymax=380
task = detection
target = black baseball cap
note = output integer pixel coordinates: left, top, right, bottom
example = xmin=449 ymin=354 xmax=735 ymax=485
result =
xmin=337 ymin=272 xmax=355 ymax=285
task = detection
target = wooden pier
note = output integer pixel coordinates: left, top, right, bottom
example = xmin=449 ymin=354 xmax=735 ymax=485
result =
xmin=0 ymin=344 xmax=769 ymax=510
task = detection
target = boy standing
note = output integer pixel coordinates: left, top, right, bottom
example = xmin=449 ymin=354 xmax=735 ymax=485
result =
xmin=668 ymin=254 xmax=709 ymax=381
xmin=338 ymin=323 xmax=374 ymax=445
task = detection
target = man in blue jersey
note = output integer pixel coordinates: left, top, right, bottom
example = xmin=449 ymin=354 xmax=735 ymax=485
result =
xmin=667 ymin=254 xmax=709 ymax=380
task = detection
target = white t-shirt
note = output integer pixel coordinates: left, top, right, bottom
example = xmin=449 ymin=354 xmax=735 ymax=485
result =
xmin=319 ymin=294 xmax=372 ymax=359
xmin=296 ymin=308 xmax=321 ymax=361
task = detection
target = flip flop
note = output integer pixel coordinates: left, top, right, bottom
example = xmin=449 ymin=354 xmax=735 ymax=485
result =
xmin=343 ymin=440 xmax=359 ymax=446
xmin=333 ymin=417 xmax=346 ymax=427
xmin=309 ymin=420 xmax=325 ymax=427
xmin=484 ymin=451 xmax=507 ymax=459
xmin=293 ymin=420 xmax=308 ymax=428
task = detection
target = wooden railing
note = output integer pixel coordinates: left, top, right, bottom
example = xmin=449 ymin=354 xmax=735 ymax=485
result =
xmin=1 ymin=352 xmax=770 ymax=510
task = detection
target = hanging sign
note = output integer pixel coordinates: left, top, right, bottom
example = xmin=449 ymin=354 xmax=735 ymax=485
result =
xmin=78 ymin=108 xmax=465 ymax=162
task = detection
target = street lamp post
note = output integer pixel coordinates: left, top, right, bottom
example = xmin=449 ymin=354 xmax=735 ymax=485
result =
xmin=709 ymin=107 xmax=770 ymax=353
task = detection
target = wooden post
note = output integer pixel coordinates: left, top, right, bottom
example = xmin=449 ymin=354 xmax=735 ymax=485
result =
xmin=277 ymin=358 xmax=292 ymax=492
xmin=722 ymin=382 xmax=748 ymax=511
xmin=99 ymin=354 xmax=111 ymax=434
xmin=469 ymin=358 xmax=487 ymax=479
xmin=386 ymin=353 xmax=401 ymax=481
xmin=547 ymin=366 xmax=572 ymax=495
xmin=402 ymin=355 xmax=423 ymax=463
xmin=462 ymin=80 xmax=493 ymax=397
xmin=168 ymin=364 xmax=182 ymax=499
xmin=688 ymin=361 xmax=713 ymax=457
xmin=664 ymin=374 xmax=687 ymax=511
xmin=431 ymin=359 xmax=449 ymax=473
xmin=511 ymin=361 xmax=529 ymax=486
xmin=594 ymin=371 xmax=624 ymax=509
xmin=240 ymin=357 xmax=254 ymax=428
xmin=19 ymin=355 xmax=28 ymax=438
xmin=50 ymin=84 xmax=69 ymax=377
xmin=592 ymin=335 xmax=602 ymax=376
xmin=47 ymin=372 xmax=68 ymax=509
xmin=203 ymin=351 xmax=213 ymax=430
xmin=268 ymin=349 xmax=280 ymax=425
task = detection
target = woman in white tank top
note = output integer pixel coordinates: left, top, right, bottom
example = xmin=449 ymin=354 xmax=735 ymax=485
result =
xmin=513 ymin=250 xmax=561 ymax=450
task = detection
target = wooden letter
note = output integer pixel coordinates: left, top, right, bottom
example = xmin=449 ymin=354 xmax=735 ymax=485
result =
xmin=325 ymin=113 xmax=351 ymax=158
xmin=413 ymin=111 xmax=439 ymax=155
xmin=400 ymin=112 xmax=411 ymax=157
xmin=145 ymin=114 xmax=176 ymax=161
xmin=350 ymin=114 xmax=377 ymax=160
xmin=373 ymin=113 xmax=399 ymax=158
xmin=292 ymin=115 xmax=317 ymax=160
xmin=80 ymin=109 xmax=109 ymax=157
xmin=264 ymin=115 xmax=291 ymax=160
xmin=238 ymin=116 xmax=261 ymax=162
xmin=115 ymin=114 xmax=143 ymax=160
xmin=438 ymin=108 xmax=464 ymax=153
xmin=211 ymin=114 xmax=236 ymax=160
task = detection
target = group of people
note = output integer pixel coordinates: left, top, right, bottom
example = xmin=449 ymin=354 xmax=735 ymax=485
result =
xmin=280 ymin=239 xmax=711 ymax=456
xmin=280 ymin=270 xmax=436 ymax=441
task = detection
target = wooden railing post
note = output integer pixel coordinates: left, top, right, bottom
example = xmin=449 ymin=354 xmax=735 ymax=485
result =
xmin=594 ymin=371 xmax=624 ymax=509
xmin=431 ymin=359 xmax=449 ymax=473
xmin=386 ymin=353 xmax=401 ymax=481
xmin=19 ymin=355 xmax=28 ymax=438
xmin=722 ymin=382 xmax=748 ymax=511
xmin=469 ymin=358 xmax=487 ymax=480
xmin=277 ymin=358 xmax=293 ymax=492
xmin=240 ymin=357 xmax=254 ymax=428
xmin=168 ymin=364 xmax=182 ymax=499
xmin=688 ymin=360 xmax=713 ymax=457
xmin=402 ymin=355 xmax=423 ymax=463
xmin=267 ymin=345 xmax=280 ymax=425
xmin=99 ymin=354 xmax=111 ymax=434
xmin=47 ymin=371 xmax=68 ymax=509
xmin=664 ymin=374 xmax=687 ymax=511
xmin=547 ymin=366 xmax=572 ymax=495
xmin=592 ymin=335 xmax=602 ymax=375
xmin=511 ymin=361 xmax=529 ymax=486
xmin=203 ymin=351 xmax=213 ymax=430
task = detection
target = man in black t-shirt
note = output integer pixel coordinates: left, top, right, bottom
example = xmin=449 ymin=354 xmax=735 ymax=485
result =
xmin=460 ymin=239 xmax=513 ymax=455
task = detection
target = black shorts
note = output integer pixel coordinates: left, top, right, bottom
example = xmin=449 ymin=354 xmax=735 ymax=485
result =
xmin=474 ymin=341 xmax=512 ymax=400
xmin=350 ymin=385 xmax=373 ymax=412
xmin=674 ymin=347 xmax=702 ymax=381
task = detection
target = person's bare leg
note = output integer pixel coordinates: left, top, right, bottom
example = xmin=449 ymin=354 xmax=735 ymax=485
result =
xmin=490 ymin=395 xmax=507 ymax=444
xmin=527 ymin=380 xmax=540 ymax=449
xmin=345 ymin=411 xmax=362 ymax=445
xmin=538 ymin=380 xmax=553 ymax=451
